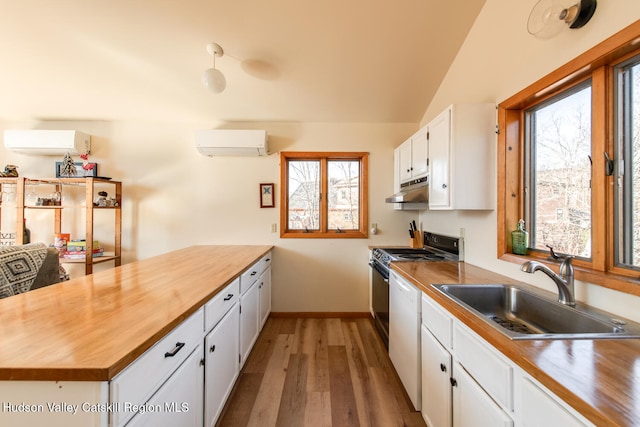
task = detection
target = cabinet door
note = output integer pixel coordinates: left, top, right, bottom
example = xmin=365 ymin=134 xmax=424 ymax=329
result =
xmin=239 ymin=281 xmax=260 ymax=366
xmin=428 ymin=107 xmax=452 ymax=209
xmin=258 ymin=266 xmax=271 ymax=328
xmin=518 ymin=376 xmax=590 ymax=427
xmin=421 ymin=325 xmax=452 ymax=427
xmin=399 ymin=139 xmax=413 ymax=183
xmin=126 ymin=346 xmax=204 ymax=427
xmin=453 ymin=362 xmax=513 ymax=427
xmin=205 ymin=304 xmax=240 ymax=427
xmin=411 ymin=128 xmax=428 ymax=178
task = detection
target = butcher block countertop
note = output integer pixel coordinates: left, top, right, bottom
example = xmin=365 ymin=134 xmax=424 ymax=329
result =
xmin=391 ymin=261 xmax=640 ymax=427
xmin=0 ymin=245 xmax=273 ymax=382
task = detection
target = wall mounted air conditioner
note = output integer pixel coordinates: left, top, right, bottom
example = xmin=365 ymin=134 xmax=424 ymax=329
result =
xmin=195 ymin=129 xmax=269 ymax=157
xmin=3 ymin=130 xmax=91 ymax=155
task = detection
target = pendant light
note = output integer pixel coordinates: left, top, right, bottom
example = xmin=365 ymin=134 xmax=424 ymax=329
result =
xmin=202 ymin=43 xmax=226 ymax=93
xmin=527 ymin=0 xmax=597 ymax=39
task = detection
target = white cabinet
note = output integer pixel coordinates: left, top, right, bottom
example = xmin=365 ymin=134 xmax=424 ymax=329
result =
xmin=514 ymin=369 xmax=592 ymax=427
xmin=453 ymin=362 xmax=514 ymax=427
xmin=110 ymin=310 xmax=204 ymax=427
xmin=240 ymin=278 xmax=260 ymax=366
xmin=126 ymin=346 xmax=204 ymax=427
xmin=421 ymin=324 xmax=452 ymax=427
xmin=389 ymin=271 xmax=421 ymax=410
xmin=258 ymin=266 xmax=271 ymax=328
xmin=427 ymin=104 xmax=495 ymax=210
xmin=398 ymin=127 xmax=428 ymax=183
xmin=204 ymin=304 xmax=240 ymax=427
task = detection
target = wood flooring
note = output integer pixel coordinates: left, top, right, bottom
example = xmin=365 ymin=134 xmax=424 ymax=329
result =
xmin=216 ymin=316 xmax=426 ymax=427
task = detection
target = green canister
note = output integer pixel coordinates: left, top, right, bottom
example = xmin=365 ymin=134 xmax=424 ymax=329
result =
xmin=511 ymin=219 xmax=528 ymax=255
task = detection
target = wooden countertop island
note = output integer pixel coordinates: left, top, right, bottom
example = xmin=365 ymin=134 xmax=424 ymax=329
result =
xmin=392 ymin=261 xmax=640 ymax=427
xmin=0 ymin=245 xmax=273 ymax=382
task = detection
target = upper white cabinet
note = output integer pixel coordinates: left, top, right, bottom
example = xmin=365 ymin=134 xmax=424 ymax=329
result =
xmin=399 ymin=126 xmax=429 ymax=183
xmin=427 ymin=104 xmax=496 ymax=210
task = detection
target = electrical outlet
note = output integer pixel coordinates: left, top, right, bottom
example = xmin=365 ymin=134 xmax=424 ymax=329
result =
xmin=271 ymin=223 xmax=277 ymax=233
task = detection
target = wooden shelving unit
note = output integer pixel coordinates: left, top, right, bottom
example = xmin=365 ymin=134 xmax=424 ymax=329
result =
xmin=0 ymin=177 xmax=121 ymax=275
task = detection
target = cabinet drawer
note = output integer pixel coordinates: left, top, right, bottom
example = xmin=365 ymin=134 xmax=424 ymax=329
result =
xmin=454 ymin=323 xmax=513 ymax=411
xmin=240 ymin=261 xmax=260 ymax=294
xmin=110 ymin=309 xmax=204 ymax=427
xmin=259 ymin=251 xmax=272 ymax=274
xmin=421 ymin=293 xmax=453 ymax=349
xmin=205 ymin=278 xmax=239 ymax=332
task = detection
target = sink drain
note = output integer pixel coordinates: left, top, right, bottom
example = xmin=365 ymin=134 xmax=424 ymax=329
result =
xmin=489 ymin=316 xmax=535 ymax=334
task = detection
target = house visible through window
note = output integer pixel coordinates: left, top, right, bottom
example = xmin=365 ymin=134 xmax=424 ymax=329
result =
xmin=280 ymin=152 xmax=368 ymax=238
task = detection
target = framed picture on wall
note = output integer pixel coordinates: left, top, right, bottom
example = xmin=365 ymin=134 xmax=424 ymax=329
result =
xmin=260 ymin=183 xmax=274 ymax=208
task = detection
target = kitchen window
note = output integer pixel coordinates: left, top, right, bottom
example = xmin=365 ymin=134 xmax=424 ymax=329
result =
xmin=280 ymin=151 xmax=368 ymax=238
xmin=498 ymin=21 xmax=640 ymax=296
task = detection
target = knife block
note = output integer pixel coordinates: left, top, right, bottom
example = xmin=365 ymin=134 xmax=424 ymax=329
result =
xmin=410 ymin=232 xmax=423 ymax=248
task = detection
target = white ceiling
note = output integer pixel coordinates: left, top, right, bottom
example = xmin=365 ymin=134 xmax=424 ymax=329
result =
xmin=0 ymin=0 xmax=485 ymax=124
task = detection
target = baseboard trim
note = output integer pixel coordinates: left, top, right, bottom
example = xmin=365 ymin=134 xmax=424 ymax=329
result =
xmin=269 ymin=312 xmax=371 ymax=319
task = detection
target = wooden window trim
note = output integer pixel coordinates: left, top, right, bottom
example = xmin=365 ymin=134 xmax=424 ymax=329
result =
xmin=497 ymin=20 xmax=640 ymax=297
xmin=280 ymin=151 xmax=369 ymax=238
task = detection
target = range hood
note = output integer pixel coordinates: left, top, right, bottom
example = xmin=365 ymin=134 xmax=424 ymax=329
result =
xmin=385 ymin=176 xmax=428 ymax=207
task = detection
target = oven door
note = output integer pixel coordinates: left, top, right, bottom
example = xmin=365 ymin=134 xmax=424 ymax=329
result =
xmin=370 ymin=259 xmax=389 ymax=349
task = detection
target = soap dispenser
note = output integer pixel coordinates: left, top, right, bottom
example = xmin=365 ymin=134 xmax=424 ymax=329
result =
xmin=511 ymin=219 xmax=529 ymax=255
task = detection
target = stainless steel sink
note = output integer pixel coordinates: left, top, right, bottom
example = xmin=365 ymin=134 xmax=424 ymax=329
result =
xmin=432 ymin=284 xmax=640 ymax=340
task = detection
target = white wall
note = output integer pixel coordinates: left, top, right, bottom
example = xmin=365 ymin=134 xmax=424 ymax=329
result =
xmin=0 ymin=120 xmax=418 ymax=312
xmin=418 ymin=1 xmax=640 ymax=321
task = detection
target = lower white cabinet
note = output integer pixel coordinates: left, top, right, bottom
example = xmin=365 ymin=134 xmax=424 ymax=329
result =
xmin=239 ymin=280 xmax=260 ymax=366
xmin=453 ymin=362 xmax=513 ymax=427
xmin=421 ymin=325 xmax=452 ymax=427
xmin=204 ymin=304 xmax=240 ymax=427
xmin=258 ymin=266 xmax=271 ymax=328
xmin=110 ymin=310 xmax=204 ymax=427
xmin=515 ymin=370 xmax=592 ymax=427
xmin=126 ymin=346 xmax=204 ymax=427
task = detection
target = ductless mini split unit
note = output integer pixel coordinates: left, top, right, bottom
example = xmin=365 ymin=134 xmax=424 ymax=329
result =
xmin=3 ymin=130 xmax=91 ymax=155
xmin=195 ymin=129 xmax=269 ymax=157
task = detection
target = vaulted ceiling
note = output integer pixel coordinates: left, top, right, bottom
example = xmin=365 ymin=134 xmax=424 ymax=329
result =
xmin=0 ymin=0 xmax=485 ymax=124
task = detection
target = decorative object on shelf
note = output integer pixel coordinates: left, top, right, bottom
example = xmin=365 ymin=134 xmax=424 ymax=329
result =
xmin=260 ymin=183 xmax=274 ymax=208
xmin=79 ymin=153 xmax=97 ymax=175
xmin=59 ymin=152 xmax=77 ymax=177
xmin=527 ymin=0 xmax=597 ymax=39
xmin=0 ymin=164 xmax=18 ymax=177
xmin=54 ymin=233 xmax=70 ymax=257
xmin=93 ymin=190 xmax=118 ymax=207
xmin=202 ymin=42 xmax=226 ymax=93
xmin=511 ymin=219 xmax=529 ymax=255
xmin=55 ymin=161 xmax=98 ymax=178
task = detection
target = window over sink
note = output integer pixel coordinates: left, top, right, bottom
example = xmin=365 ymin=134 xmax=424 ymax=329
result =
xmin=497 ymin=20 xmax=640 ymax=297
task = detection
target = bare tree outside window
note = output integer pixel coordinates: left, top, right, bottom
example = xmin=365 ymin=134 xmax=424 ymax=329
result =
xmin=526 ymin=85 xmax=592 ymax=258
xmin=287 ymin=160 xmax=320 ymax=230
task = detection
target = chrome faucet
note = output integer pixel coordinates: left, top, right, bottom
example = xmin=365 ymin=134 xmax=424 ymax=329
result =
xmin=520 ymin=256 xmax=575 ymax=306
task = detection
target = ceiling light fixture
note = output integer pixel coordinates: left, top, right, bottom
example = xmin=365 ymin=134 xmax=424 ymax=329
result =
xmin=202 ymin=43 xmax=226 ymax=93
xmin=527 ymin=0 xmax=597 ymax=39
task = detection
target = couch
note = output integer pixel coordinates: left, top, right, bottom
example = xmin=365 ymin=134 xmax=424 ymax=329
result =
xmin=0 ymin=243 xmax=62 ymax=299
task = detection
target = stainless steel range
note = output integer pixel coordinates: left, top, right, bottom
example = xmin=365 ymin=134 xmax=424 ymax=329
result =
xmin=369 ymin=232 xmax=462 ymax=348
